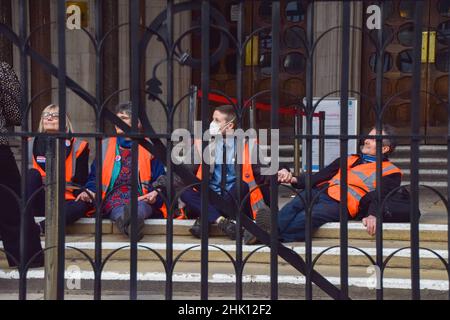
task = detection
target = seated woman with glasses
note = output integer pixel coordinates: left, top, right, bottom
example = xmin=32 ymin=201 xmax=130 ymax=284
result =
xmin=27 ymin=104 xmax=90 ymax=234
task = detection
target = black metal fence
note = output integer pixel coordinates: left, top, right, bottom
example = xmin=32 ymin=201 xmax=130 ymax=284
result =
xmin=0 ymin=0 xmax=448 ymax=300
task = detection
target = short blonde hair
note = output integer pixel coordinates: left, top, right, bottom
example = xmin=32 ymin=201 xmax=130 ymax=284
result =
xmin=37 ymin=104 xmax=74 ymax=133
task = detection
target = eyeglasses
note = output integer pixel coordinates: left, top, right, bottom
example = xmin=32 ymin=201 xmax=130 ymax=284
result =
xmin=42 ymin=112 xmax=59 ymax=119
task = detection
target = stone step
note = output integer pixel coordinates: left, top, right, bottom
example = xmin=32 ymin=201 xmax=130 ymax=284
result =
xmin=400 ymin=181 xmax=448 ymax=188
xmin=32 ymin=218 xmax=449 ymax=242
xmin=392 ymin=160 xmax=448 ymax=171
xmin=391 ymin=158 xmax=448 ymax=165
xmin=398 ymin=181 xmax=448 ymax=196
xmin=391 ymin=145 xmax=448 ymax=158
xmin=399 ymin=169 xmax=449 ymax=182
xmin=1 ymin=234 xmax=448 ymax=270
xmin=0 ymin=259 xmax=447 ymax=299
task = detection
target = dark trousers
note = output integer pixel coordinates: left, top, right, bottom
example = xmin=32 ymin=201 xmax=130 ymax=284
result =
xmin=26 ymin=168 xmax=88 ymax=231
xmin=278 ymin=188 xmax=341 ymax=242
xmin=180 ymin=182 xmax=252 ymax=223
xmin=0 ymin=146 xmax=43 ymax=267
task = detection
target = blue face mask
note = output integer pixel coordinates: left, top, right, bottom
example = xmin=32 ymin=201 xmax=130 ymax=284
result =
xmin=361 ymin=154 xmax=377 ymax=163
xmin=117 ymin=137 xmax=132 ymax=149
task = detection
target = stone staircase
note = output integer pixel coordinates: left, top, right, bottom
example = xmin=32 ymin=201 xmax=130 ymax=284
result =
xmin=390 ymin=145 xmax=448 ymax=195
xmin=0 ymin=217 xmax=448 ymax=300
xmin=3 ymin=141 xmax=448 ymax=299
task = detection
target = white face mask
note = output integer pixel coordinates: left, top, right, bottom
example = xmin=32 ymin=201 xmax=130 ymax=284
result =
xmin=209 ymin=121 xmax=221 ymax=136
xmin=209 ymin=117 xmax=235 ymax=136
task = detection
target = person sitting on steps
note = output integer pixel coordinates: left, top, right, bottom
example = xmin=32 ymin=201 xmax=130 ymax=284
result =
xmin=75 ymin=102 xmax=166 ymax=241
xmin=244 ymin=125 xmax=402 ymax=244
xmin=180 ymin=105 xmax=271 ymax=241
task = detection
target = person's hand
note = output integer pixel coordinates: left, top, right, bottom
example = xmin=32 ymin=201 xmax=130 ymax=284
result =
xmin=138 ymin=190 xmax=158 ymax=204
xmin=75 ymin=190 xmax=95 ymax=203
xmin=277 ymin=169 xmax=293 ymax=183
xmin=362 ymin=215 xmax=377 ymax=236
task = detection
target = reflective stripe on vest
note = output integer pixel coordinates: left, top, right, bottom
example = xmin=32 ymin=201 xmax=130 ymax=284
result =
xmin=194 ymin=139 xmax=264 ymax=219
xmin=351 ymin=164 xmax=400 ymax=190
xmin=329 ymin=178 xmax=367 ymax=205
xmin=327 ymin=155 xmax=402 ymax=217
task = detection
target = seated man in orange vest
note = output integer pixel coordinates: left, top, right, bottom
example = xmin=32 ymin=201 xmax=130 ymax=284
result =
xmin=180 ymin=105 xmax=269 ymax=240
xmin=246 ymin=125 xmax=402 ymax=243
xmin=75 ymin=102 xmax=166 ymax=241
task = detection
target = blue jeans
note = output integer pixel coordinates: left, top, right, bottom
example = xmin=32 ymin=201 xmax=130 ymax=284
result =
xmin=108 ymin=201 xmax=154 ymax=222
xmin=278 ymin=188 xmax=341 ymax=242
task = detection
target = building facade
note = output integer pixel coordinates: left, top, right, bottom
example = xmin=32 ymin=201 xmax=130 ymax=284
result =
xmin=0 ymin=0 xmax=449 ymax=145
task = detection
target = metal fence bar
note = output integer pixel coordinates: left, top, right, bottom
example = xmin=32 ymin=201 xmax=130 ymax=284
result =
xmin=409 ymin=0 xmax=424 ymax=300
xmin=339 ymin=0 xmax=350 ymax=300
xmin=165 ymin=0 xmax=174 ymax=301
xmin=129 ymin=0 xmax=140 ymax=300
xmin=447 ymin=1 xmax=450 ymax=299
xmin=18 ymin=0 xmax=29 ymax=301
xmin=94 ymin=0 xmax=104 ymax=301
xmin=318 ymin=111 xmax=325 ymax=170
xmin=56 ymin=0 xmax=68 ymax=300
xmin=294 ymin=105 xmax=302 ymax=176
xmin=304 ymin=0 xmax=315 ymax=300
xmin=375 ymin=0 xmax=385 ymax=301
xmin=235 ymin=0 xmax=244 ymax=301
xmin=270 ymin=0 xmax=280 ymax=300
xmin=200 ymin=0 xmax=211 ymax=300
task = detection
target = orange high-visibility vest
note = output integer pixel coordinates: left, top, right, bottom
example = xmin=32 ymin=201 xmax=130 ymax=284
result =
xmin=194 ymin=139 xmax=265 ymax=219
xmin=327 ymin=155 xmax=402 ymax=218
xmin=29 ymin=137 xmax=88 ymax=201
xmin=100 ymin=138 xmax=169 ymax=218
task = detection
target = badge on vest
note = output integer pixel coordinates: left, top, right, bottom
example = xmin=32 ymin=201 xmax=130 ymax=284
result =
xmin=65 ymin=139 xmax=71 ymax=147
xmin=115 ymin=155 xmax=121 ymax=162
xmin=36 ymin=156 xmax=46 ymax=164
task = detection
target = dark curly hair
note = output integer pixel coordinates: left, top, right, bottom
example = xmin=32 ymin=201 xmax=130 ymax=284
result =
xmin=369 ymin=125 xmax=397 ymax=155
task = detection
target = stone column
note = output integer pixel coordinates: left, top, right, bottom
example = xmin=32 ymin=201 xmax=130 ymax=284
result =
xmin=313 ymin=1 xmax=363 ymax=100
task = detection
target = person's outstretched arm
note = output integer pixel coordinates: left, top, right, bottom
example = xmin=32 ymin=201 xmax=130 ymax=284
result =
xmin=290 ymin=157 xmax=341 ymax=189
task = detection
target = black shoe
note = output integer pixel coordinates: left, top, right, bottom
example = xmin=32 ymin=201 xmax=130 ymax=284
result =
xmin=115 ymin=214 xmax=128 ymax=235
xmin=125 ymin=216 xmax=145 ymax=242
xmin=243 ymin=206 xmax=272 ymax=245
xmin=217 ymin=218 xmax=236 ymax=240
xmin=116 ymin=204 xmax=145 ymax=241
xmin=189 ymin=218 xmax=211 ymax=239
xmin=255 ymin=206 xmax=272 ymax=233
xmin=243 ymin=229 xmax=259 ymax=245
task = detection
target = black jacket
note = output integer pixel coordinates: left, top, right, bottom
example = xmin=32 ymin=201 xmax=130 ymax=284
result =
xmin=291 ymin=154 xmax=401 ymax=218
